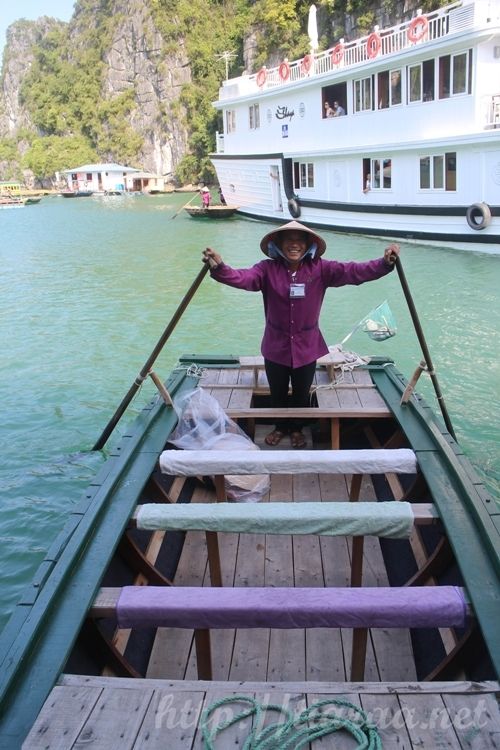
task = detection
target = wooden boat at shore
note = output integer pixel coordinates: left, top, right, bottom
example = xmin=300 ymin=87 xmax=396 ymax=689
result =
xmin=0 ymin=272 xmax=498 ymax=745
xmin=60 ymin=190 xmax=94 ymax=198
xmin=185 ymin=205 xmax=239 ymax=218
xmin=0 ymin=196 xmax=24 ymax=209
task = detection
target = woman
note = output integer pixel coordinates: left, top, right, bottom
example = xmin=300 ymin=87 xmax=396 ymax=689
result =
xmin=203 ymin=221 xmax=399 ymax=448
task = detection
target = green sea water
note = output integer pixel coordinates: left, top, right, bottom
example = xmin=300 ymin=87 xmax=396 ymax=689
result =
xmin=1 ymin=193 xmax=499 ymax=631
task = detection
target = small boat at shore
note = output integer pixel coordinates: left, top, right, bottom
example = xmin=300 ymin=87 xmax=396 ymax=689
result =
xmin=60 ymin=190 xmax=94 ymax=198
xmin=0 ymin=262 xmax=498 ymax=747
xmin=185 ymin=204 xmax=239 ymax=218
xmin=0 ymin=196 xmax=24 ymax=209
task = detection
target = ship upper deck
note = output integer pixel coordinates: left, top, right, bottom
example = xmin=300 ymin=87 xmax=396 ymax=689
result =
xmin=216 ymin=1 xmax=499 ymax=105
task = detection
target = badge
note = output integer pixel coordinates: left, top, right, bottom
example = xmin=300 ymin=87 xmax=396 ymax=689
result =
xmin=290 ymin=283 xmax=305 ymax=298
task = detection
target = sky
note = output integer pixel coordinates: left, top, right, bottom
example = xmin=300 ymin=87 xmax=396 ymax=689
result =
xmin=0 ymin=1 xmax=76 ymax=59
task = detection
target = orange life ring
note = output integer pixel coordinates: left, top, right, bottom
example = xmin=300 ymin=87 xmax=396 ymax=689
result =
xmin=366 ymin=32 xmax=381 ymax=59
xmin=408 ymin=15 xmax=429 ymax=43
xmin=301 ymin=54 xmax=312 ymax=74
xmin=278 ymin=61 xmax=290 ymax=81
xmin=331 ymin=43 xmax=344 ymax=65
xmin=256 ymin=67 xmax=267 ymax=87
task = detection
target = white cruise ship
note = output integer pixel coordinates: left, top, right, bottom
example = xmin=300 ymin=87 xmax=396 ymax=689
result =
xmin=211 ymin=0 xmax=500 ymax=252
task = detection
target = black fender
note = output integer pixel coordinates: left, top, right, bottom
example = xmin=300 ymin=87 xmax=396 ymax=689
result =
xmin=466 ymin=202 xmax=491 ymax=230
xmin=287 ymin=197 xmax=301 ymax=218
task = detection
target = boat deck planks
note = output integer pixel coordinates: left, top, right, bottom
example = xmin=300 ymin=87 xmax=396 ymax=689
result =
xmin=13 ymin=359 xmax=500 ymax=748
xmin=23 ymin=675 xmax=500 ymax=749
xmin=139 ymin=424 xmax=417 ymax=686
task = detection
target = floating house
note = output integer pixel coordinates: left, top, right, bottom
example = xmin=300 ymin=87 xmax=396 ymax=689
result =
xmin=61 ymin=163 xmax=140 ymax=193
xmin=124 ymin=171 xmax=167 ymax=193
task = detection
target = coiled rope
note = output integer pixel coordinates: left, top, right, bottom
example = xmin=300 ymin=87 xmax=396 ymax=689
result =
xmin=201 ymin=695 xmax=382 ymax=749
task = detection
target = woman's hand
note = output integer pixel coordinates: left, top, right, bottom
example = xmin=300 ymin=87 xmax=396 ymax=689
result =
xmin=384 ymin=243 xmax=400 ymax=265
xmin=202 ymin=247 xmax=222 ymax=268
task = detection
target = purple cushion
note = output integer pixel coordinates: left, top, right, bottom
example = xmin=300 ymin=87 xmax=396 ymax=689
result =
xmin=116 ymin=585 xmax=466 ymax=630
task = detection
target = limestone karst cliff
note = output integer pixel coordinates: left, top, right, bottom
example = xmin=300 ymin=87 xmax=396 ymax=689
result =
xmin=0 ymin=0 xmax=434 ymax=184
xmin=0 ymin=0 xmax=192 ymax=181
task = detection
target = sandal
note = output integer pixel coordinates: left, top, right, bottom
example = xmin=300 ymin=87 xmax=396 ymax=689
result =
xmin=265 ymin=429 xmax=286 ymax=446
xmin=291 ymin=431 xmax=306 ymax=449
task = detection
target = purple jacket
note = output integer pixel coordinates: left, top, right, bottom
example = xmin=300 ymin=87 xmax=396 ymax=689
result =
xmin=211 ymin=255 xmax=393 ymax=368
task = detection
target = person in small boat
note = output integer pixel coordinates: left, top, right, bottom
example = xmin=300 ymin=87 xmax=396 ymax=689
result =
xmin=200 ymin=186 xmax=211 ymax=209
xmin=202 ymin=221 xmax=399 ymax=449
xmin=218 ymin=187 xmax=227 ymax=205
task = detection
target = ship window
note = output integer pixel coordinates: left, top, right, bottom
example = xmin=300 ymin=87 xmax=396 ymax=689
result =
xmin=408 ymin=60 xmax=434 ymax=103
xmin=363 ymin=157 xmax=392 ymax=190
xmin=354 ymin=77 xmax=372 ymax=112
xmin=293 ymin=161 xmax=314 ymax=189
xmin=408 ymin=65 xmax=421 ymax=102
xmin=419 ymin=152 xmax=456 ymax=190
xmin=249 ymin=104 xmax=260 ymax=130
xmin=377 ymin=71 xmax=389 ymax=109
xmin=439 ymin=52 xmax=470 ymax=99
xmin=391 ymin=70 xmax=402 ymax=105
xmin=322 ymin=83 xmax=348 ymax=117
xmin=377 ymin=69 xmax=402 ymax=109
xmin=225 ymin=110 xmax=236 ymax=133
xmin=452 ymin=53 xmax=467 ymax=95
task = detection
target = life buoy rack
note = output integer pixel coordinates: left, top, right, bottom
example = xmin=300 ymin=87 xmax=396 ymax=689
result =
xmin=301 ymin=54 xmax=313 ymax=74
xmin=366 ymin=32 xmax=381 ymax=59
xmin=331 ymin=43 xmax=344 ymax=65
xmin=466 ymin=202 xmax=491 ymax=230
xmin=256 ymin=67 xmax=267 ymax=87
xmin=288 ymin=197 xmax=301 ymax=218
xmin=407 ymin=15 xmax=429 ymax=43
xmin=278 ymin=61 xmax=290 ymax=81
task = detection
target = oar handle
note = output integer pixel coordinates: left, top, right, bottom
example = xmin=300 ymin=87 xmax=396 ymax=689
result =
xmin=395 ymin=257 xmax=456 ymax=440
xmin=92 ymin=262 xmax=210 ymax=451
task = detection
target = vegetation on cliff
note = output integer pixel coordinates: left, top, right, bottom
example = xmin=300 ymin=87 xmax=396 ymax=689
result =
xmin=0 ymin=0 xmax=444 ymax=186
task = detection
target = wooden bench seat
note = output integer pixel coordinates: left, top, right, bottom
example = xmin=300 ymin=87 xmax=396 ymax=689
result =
xmin=158 ymin=448 xmax=417 ymax=477
xmin=132 ymin=501 xmax=438 ymax=537
xmin=90 ymin=585 xmax=469 ymax=681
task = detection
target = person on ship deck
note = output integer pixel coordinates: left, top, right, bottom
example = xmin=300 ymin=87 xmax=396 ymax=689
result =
xmin=202 ymin=221 xmax=400 ymax=449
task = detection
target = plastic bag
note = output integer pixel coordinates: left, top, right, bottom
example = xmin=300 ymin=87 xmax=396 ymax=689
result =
xmin=169 ymin=388 xmax=270 ymax=502
xmin=341 ymin=300 xmax=397 ymax=344
xmin=362 ymin=300 xmax=397 ymax=341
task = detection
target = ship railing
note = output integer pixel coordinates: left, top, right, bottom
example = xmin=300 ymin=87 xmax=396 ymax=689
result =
xmin=219 ymin=1 xmax=468 ymax=100
xmin=215 ymin=132 xmax=225 ymax=153
xmin=483 ymin=94 xmax=500 ymax=129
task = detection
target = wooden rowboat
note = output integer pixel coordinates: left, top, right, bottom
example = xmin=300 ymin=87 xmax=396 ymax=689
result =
xmin=184 ymin=205 xmax=239 ymax=218
xmin=60 ymin=190 xmax=93 ymax=198
xmin=0 ymin=350 xmax=499 ymax=748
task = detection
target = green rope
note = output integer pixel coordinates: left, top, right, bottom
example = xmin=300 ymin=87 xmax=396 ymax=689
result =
xmin=201 ymin=695 xmax=382 ymax=749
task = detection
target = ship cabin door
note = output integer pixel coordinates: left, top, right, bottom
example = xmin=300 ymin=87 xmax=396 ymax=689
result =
xmin=270 ymin=166 xmax=283 ymax=212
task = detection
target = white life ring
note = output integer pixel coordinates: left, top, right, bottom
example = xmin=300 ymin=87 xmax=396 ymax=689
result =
xmin=408 ymin=15 xmax=429 ymax=43
xmin=366 ymin=32 xmax=381 ymax=59
xmin=331 ymin=43 xmax=344 ymax=65
xmin=288 ymin=197 xmax=301 ymax=218
xmin=301 ymin=54 xmax=313 ymax=74
xmin=466 ymin=202 xmax=491 ymax=230
xmin=278 ymin=61 xmax=290 ymax=81
xmin=256 ymin=67 xmax=267 ymax=87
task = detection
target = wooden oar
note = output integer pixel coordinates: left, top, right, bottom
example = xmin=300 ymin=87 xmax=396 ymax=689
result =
xmin=395 ymin=256 xmax=456 ymax=440
xmin=92 ymin=262 xmax=211 ymax=450
xmin=171 ymin=192 xmax=198 ymax=219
